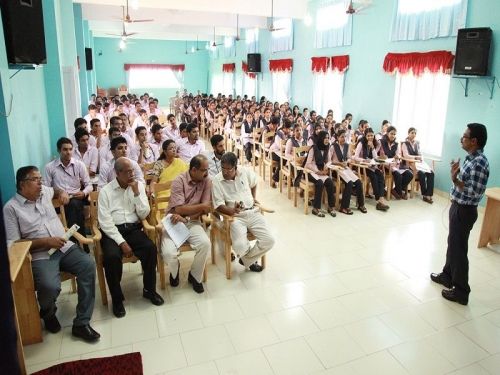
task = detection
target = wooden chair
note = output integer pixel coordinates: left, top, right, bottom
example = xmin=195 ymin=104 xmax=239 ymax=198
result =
xmin=51 ymin=199 xmax=95 ymax=293
xmin=261 ymin=131 xmax=276 ymax=185
xmin=151 ymin=182 xmax=208 ymax=286
xmin=292 ymin=146 xmax=315 ymax=215
xmin=118 ymin=85 xmax=128 ymax=96
xmin=210 ymin=203 xmax=273 ymax=279
xmin=279 ymin=141 xmax=293 ymax=199
xmin=251 ymin=128 xmax=263 ymax=171
xmin=233 ymin=124 xmax=245 ymax=165
xmin=327 ymin=165 xmax=343 ymax=209
xmin=88 ymin=191 xmax=162 ymax=306
xmin=158 ymin=114 xmax=167 ymax=125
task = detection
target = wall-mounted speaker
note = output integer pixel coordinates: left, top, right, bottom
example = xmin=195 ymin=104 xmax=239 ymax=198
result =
xmin=85 ymin=48 xmax=93 ymax=70
xmin=454 ymin=27 xmax=492 ymax=76
xmin=247 ymin=53 xmax=261 ymax=73
xmin=0 ymin=0 xmax=46 ymax=65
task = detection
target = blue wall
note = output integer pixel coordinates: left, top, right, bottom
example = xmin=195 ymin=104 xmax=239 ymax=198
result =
xmin=208 ymin=0 xmax=499 ymax=195
xmin=93 ymin=37 xmax=209 ymax=104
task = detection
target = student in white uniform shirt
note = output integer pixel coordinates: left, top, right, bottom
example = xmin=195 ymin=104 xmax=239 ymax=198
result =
xmin=73 ymin=128 xmax=98 ymax=177
xmin=70 ymin=118 xmax=89 ymax=149
xmin=163 ymin=114 xmax=181 ymax=140
xmin=212 ymin=152 xmax=275 ymax=272
xmin=89 ymin=118 xmax=104 ymax=149
xmin=204 ymin=134 xmax=225 ymax=178
xmin=98 ymin=137 xmax=144 ymax=189
xmin=84 ymin=104 xmax=106 ymax=130
xmin=129 ymin=126 xmax=159 ymax=165
xmin=99 ymin=127 xmax=121 ymax=168
xmin=132 ymin=109 xmax=149 ymax=132
xmin=177 ymin=123 xmax=205 ymax=163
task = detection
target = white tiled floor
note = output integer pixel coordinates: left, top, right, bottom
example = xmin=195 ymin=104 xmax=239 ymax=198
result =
xmin=25 ymin=175 xmax=500 ymax=374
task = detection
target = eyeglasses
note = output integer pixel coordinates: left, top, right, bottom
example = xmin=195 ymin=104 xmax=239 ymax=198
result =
xmin=221 ymin=166 xmax=235 ymax=172
xmin=24 ymin=177 xmax=42 ymax=182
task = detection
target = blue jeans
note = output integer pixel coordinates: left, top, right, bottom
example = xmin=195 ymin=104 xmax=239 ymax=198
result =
xmin=32 ymin=244 xmax=96 ymax=327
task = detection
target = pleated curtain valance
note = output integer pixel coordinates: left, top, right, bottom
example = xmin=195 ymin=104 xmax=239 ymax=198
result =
xmin=269 ymin=59 xmax=293 ymax=72
xmin=124 ymin=64 xmax=185 ymax=71
xmin=383 ymin=51 xmax=454 ymax=76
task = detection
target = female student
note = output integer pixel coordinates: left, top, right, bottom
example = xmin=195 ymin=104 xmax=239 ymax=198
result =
xmin=354 ymin=127 xmax=390 ymax=211
xmin=401 ymin=127 xmax=435 ymax=203
xmin=330 ymin=129 xmax=367 ymax=214
xmin=304 ymin=131 xmax=336 ymax=217
xmin=379 ymin=126 xmax=413 ymax=200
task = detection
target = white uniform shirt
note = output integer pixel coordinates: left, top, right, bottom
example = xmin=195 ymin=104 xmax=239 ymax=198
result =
xmin=212 ymin=167 xmax=256 ymax=210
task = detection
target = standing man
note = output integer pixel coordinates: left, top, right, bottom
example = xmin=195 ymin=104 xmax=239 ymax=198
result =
xmin=98 ymin=157 xmax=163 ymax=317
xmin=431 ymin=123 xmax=489 ymax=305
xmin=3 ymin=166 xmax=99 ymax=342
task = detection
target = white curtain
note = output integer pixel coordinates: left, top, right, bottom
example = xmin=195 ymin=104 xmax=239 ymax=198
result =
xmin=222 ymin=72 xmax=235 ymax=96
xmin=271 ymin=18 xmax=293 ymax=53
xmin=391 ymin=0 xmax=468 ymax=41
xmin=271 ymin=71 xmax=291 ymax=103
xmin=128 ymin=68 xmax=182 ymax=89
xmin=312 ymin=69 xmax=344 ymax=119
xmin=211 ymin=73 xmax=223 ymax=95
xmin=315 ymin=0 xmax=352 ymax=48
xmin=392 ymin=71 xmax=451 ymax=157
xmin=243 ymin=74 xmax=256 ymax=98
xmin=224 ymin=37 xmax=236 ymax=58
xmin=246 ymin=28 xmax=259 ymax=53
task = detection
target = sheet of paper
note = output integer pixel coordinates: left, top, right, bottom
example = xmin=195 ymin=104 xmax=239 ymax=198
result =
xmin=416 ymin=161 xmax=432 ymax=173
xmin=162 ymin=214 xmax=190 ymax=249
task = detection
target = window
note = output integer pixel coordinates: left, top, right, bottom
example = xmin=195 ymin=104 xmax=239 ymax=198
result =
xmin=271 ymin=72 xmax=291 ymax=103
xmin=246 ymin=28 xmax=259 ymax=53
xmin=224 ymin=37 xmax=236 ymax=58
xmin=211 ymin=74 xmax=223 ymax=95
xmin=271 ymin=18 xmax=293 ymax=52
xmin=391 ymin=0 xmax=467 ymax=41
xmin=312 ymin=70 xmax=344 ymax=119
xmin=222 ymin=72 xmax=235 ymax=96
xmin=315 ymin=0 xmax=352 ymax=47
xmin=392 ymin=71 xmax=451 ymax=157
xmin=128 ymin=68 xmax=182 ymax=89
xmin=243 ymin=74 xmax=256 ymax=97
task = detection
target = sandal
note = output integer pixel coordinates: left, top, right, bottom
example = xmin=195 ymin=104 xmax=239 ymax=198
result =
xmin=312 ymin=208 xmax=325 ymax=217
xmin=340 ymin=208 xmax=353 ymax=215
xmin=357 ymin=206 xmax=368 ymax=213
xmin=327 ymin=208 xmax=337 ymax=217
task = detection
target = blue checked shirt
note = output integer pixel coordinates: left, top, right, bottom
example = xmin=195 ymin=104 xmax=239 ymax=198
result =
xmin=450 ymin=150 xmax=489 ymax=206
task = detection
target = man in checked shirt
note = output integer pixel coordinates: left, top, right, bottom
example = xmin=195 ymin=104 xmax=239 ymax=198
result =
xmin=431 ymin=123 xmax=489 ymax=305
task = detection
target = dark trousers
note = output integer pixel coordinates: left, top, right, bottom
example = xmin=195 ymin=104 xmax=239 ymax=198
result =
xmin=272 ymin=152 xmax=282 ymax=182
xmin=64 ymin=197 xmax=86 ymax=239
xmin=442 ymin=202 xmax=478 ymax=298
xmin=309 ymin=175 xmax=335 ymax=209
xmin=392 ymin=170 xmax=413 ymax=195
xmin=100 ymin=224 xmax=157 ymax=304
xmin=366 ymin=168 xmax=385 ymax=200
xmin=418 ymin=171 xmax=434 ymax=196
xmin=341 ymin=179 xmax=364 ymax=209
xmin=244 ymin=142 xmax=253 ymax=162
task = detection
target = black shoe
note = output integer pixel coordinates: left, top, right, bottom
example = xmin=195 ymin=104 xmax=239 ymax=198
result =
xmin=188 ymin=272 xmax=204 ymax=294
xmin=43 ymin=314 xmax=61 ymax=333
xmin=430 ymin=272 xmax=452 ymax=288
xmin=170 ymin=264 xmax=180 ymax=287
xmin=441 ymin=288 xmax=468 ymax=305
xmin=231 ymin=252 xmax=236 ymax=262
xmin=72 ymin=324 xmax=101 ymax=342
xmin=239 ymin=258 xmax=264 ymax=272
xmin=143 ymin=289 xmax=165 ymax=306
xmin=112 ymin=301 xmax=126 ymax=318
xmin=376 ymin=202 xmax=389 ymax=211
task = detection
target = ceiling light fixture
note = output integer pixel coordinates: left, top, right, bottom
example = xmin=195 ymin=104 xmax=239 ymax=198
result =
xmin=119 ymin=39 xmax=126 ymax=49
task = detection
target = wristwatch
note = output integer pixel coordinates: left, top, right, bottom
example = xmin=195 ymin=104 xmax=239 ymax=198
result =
xmin=185 ymin=216 xmax=191 ymax=223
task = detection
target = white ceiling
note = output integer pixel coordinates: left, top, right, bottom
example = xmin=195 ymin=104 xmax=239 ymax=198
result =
xmin=76 ymin=0 xmax=309 ymax=41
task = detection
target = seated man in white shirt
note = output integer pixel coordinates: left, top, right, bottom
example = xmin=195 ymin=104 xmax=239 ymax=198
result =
xmin=212 ymin=152 xmax=275 ymax=272
xmin=89 ymin=118 xmax=104 ymax=149
xmin=129 ymin=126 xmax=160 ymax=165
xmin=177 ymin=123 xmax=205 ymax=163
xmin=84 ymin=104 xmax=106 ymax=130
xmin=74 ymin=128 xmax=98 ymax=177
xmin=98 ymin=157 xmax=163 ymax=318
xmin=99 ymin=126 xmax=122 ymax=168
xmin=98 ymin=137 xmax=145 ymax=189
xmin=44 ymin=137 xmax=93 ymax=244
xmin=163 ymin=114 xmax=180 ymax=140
xmin=110 ymin=116 xmax=134 ymax=149
xmin=204 ymin=134 xmax=225 ymax=178
xmin=70 ymin=118 xmax=88 ymax=149
xmin=132 ymin=109 xmax=149 ymax=132
xmin=3 ymin=166 xmax=100 ymax=342
xmin=150 ymin=124 xmax=167 ymax=149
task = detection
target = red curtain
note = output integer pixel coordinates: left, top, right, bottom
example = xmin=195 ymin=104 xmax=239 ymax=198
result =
xmin=269 ymin=59 xmax=293 ymax=72
xmin=242 ymin=62 xmax=256 ymax=79
xmin=331 ymin=55 xmax=349 ymax=73
xmin=124 ymin=63 xmax=185 ymax=71
xmin=383 ymin=51 xmax=454 ymax=76
xmin=222 ymin=63 xmax=236 ymax=73
xmin=311 ymin=57 xmax=330 ymax=73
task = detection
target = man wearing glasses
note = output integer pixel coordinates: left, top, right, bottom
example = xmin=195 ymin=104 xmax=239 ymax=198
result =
xmin=3 ymin=166 xmax=99 ymax=342
xmin=431 ymin=123 xmax=489 ymax=305
xmin=160 ymin=154 xmax=211 ymax=293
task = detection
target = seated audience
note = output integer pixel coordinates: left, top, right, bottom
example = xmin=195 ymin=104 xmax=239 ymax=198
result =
xmin=73 ymin=128 xmax=98 ymax=178
xmin=84 ymin=104 xmax=106 ymax=130
xmin=270 ymin=119 xmax=292 ymax=188
xmin=98 ymin=157 xmax=164 ymax=318
xmin=177 ymin=123 xmax=205 ymax=163
xmin=3 ymin=166 xmax=99 ymax=342
xmin=129 ymin=126 xmax=159 ymax=165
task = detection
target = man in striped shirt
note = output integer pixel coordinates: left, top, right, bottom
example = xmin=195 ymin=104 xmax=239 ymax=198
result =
xmin=431 ymin=123 xmax=489 ymax=305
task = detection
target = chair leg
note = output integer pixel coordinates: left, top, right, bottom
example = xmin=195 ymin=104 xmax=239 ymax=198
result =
xmin=225 ymin=241 xmax=232 ymax=280
xmin=157 ymin=253 xmax=166 ymax=290
xmin=210 ymin=226 xmax=216 ymax=265
xmin=203 ymin=265 xmax=207 ymax=282
xmin=293 ymin=187 xmax=298 ymax=207
xmin=304 ymin=187 xmax=309 ymax=215
xmin=70 ymin=278 xmax=77 ymax=293
xmin=261 ymin=254 xmax=266 ymax=269
xmin=96 ymin=262 xmax=108 ymax=306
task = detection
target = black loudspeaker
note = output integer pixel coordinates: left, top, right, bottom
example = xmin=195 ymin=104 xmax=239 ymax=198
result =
xmin=0 ymin=0 xmax=46 ymax=65
xmin=247 ymin=53 xmax=261 ymax=73
xmin=454 ymin=27 xmax=492 ymax=76
xmin=85 ymin=48 xmax=93 ymax=70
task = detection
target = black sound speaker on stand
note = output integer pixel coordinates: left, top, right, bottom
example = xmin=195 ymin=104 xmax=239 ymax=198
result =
xmin=454 ymin=27 xmax=492 ymax=76
xmin=0 ymin=0 xmax=46 ymax=65
xmin=247 ymin=53 xmax=261 ymax=73
xmin=85 ymin=48 xmax=93 ymax=70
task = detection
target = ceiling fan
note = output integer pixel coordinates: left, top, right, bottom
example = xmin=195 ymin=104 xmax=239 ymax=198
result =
xmin=346 ymin=0 xmax=372 ymax=14
xmin=268 ymin=0 xmax=285 ymax=32
xmin=107 ymin=8 xmax=138 ymax=40
xmin=119 ymin=0 xmax=154 ymax=23
xmin=211 ymin=27 xmax=223 ymax=47
xmin=235 ymin=14 xmax=245 ymax=42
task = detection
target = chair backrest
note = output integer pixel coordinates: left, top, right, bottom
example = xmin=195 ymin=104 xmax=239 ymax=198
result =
xmin=151 ymin=181 xmax=172 ymax=220
xmin=52 ymin=199 xmax=68 ymax=228
xmin=252 ymin=127 xmax=263 ymax=141
xmin=88 ymin=191 xmax=99 ymax=228
xmin=158 ymin=114 xmax=167 ymax=125
xmin=262 ymin=131 xmax=275 ymax=149
xmin=293 ymin=145 xmax=310 ymax=166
